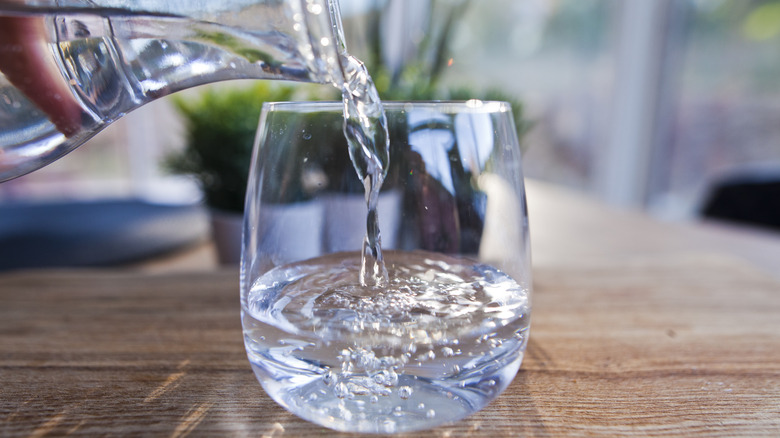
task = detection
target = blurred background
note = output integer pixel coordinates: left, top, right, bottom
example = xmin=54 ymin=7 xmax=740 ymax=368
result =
xmin=2 ymin=0 xmax=780 ymax=267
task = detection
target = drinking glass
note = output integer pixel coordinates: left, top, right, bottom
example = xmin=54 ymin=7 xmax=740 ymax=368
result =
xmin=241 ymin=101 xmax=532 ymax=434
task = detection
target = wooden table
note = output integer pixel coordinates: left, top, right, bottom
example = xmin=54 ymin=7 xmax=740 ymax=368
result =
xmin=2 ymin=182 xmax=780 ymax=437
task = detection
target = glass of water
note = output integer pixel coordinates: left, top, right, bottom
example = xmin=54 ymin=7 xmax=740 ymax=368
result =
xmin=241 ymin=101 xmax=532 ymax=434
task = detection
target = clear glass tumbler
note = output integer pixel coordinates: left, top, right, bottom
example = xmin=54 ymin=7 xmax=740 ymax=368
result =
xmin=241 ymin=101 xmax=532 ymax=434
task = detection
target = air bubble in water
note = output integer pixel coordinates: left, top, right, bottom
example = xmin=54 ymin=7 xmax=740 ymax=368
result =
xmin=374 ymin=369 xmax=393 ymax=385
xmin=398 ymin=386 xmax=412 ymax=399
xmin=334 ymin=382 xmax=349 ymax=398
xmin=441 ymin=347 xmax=455 ymax=357
xmin=416 ymin=350 xmax=436 ymax=362
xmin=323 ymin=371 xmax=337 ymax=386
xmin=426 ymin=409 xmax=436 ymax=419
xmin=386 ymin=369 xmax=399 ymax=386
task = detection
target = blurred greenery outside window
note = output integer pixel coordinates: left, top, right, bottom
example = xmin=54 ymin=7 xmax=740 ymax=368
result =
xmin=2 ymin=0 xmax=780 ymax=222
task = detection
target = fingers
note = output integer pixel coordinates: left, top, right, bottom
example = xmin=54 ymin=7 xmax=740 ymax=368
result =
xmin=0 ymin=15 xmax=85 ymax=137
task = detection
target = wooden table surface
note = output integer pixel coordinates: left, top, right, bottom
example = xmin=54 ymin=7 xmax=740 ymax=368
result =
xmin=2 ymin=182 xmax=780 ymax=437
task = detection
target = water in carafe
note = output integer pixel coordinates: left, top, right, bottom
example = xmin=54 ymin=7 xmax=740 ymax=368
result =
xmin=0 ymin=0 xmax=344 ymax=181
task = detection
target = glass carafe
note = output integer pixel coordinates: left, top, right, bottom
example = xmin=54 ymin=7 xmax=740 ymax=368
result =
xmin=0 ymin=0 xmax=345 ymax=181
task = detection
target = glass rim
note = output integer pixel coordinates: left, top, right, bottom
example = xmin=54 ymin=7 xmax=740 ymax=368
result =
xmin=262 ymin=100 xmax=512 ymax=114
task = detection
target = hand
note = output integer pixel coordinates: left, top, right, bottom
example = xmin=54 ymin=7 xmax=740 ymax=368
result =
xmin=0 ymin=15 xmax=85 ymax=137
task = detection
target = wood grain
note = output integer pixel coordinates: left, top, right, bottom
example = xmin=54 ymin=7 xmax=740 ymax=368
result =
xmin=525 ymin=180 xmax=780 ymax=279
xmin=1 ymin=256 xmax=779 ymax=437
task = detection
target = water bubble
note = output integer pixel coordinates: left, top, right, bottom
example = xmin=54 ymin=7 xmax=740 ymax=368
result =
xmin=398 ymin=386 xmax=413 ymax=399
xmin=303 ymin=132 xmax=312 ymax=140
xmin=307 ymin=393 xmax=318 ymax=401
xmin=416 ymin=350 xmax=435 ymax=362
xmin=386 ymin=370 xmax=399 ymax=386
xmin=334 ymin=382 xmax=349 ymax=398
xmin=426 ymin=409 xmax=436 ymax=419
xmin=370 ymin=395 xmax=379 ymax=404
xmin=421 ymin=269 xmax=436 ymax=282
xmin=417 ymin=403 xmax=425 ymax=410
xmin=258 ymin=336 xmax=265 ymax=341
xmin=323 ymin=371 xmax=337 ymax=386
xmin=441 ymin=347 xmax=455 ymax=357
xmin=392 ymin=406 xmax=403 ymax=417
xmin=357 ymin=350 xmax=378 ymax=368
xmin=452 ymin=364 xmax=461 ymax=374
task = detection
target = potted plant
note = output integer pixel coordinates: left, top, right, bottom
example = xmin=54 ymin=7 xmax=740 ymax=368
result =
xmin=165 ymin=82 xmax=298 ymax=264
